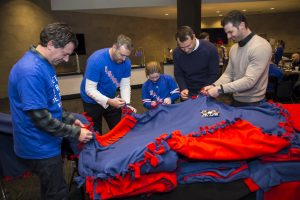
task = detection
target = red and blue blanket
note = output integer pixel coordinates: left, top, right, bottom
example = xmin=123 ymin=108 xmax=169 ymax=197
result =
xmin=76 ymin=95 xmax=300 ymax=200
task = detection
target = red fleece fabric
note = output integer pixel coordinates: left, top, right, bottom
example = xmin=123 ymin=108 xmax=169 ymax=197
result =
xmin=95 ymin=115 xmax=137 ymax=146
xmin=86 ymin=172 xmax=177 ymax=200
xmin=281 ymin=104 xmax=300 ymax=132
xmin=167 ymin=119 xmax=290 ymax=161
xmin=264 ymin=181 xmax=300 ymax=200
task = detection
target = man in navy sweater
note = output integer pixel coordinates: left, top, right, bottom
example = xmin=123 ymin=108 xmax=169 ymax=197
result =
xmin=173 ymin=26 xmax=220 ymax=100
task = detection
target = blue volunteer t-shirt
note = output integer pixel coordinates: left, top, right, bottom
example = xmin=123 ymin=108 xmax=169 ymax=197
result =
xmin=8 ymin=50 xmax=63 ymax=159
xmin=80 ymin=48 xmax=131 ymax=104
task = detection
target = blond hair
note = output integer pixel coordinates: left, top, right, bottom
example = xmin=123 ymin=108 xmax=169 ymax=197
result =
xmin=145 ymin=61 xmax=162 ymax=76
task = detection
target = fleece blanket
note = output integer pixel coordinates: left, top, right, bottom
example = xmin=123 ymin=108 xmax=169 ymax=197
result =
xmin=77 ymin=95 xmax=300 ymax=199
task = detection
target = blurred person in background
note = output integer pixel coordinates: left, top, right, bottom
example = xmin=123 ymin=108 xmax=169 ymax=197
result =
xmin=291 ymin=53 xmax=300 ymax=70
xmin=274 ymin=39 xmax=285 ymax=65
xmin=199 ymin=32 xmax=210 ymax=41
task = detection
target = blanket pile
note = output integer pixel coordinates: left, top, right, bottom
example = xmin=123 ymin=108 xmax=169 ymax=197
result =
xmin=77 ymin=95 xmax=300 ymax=200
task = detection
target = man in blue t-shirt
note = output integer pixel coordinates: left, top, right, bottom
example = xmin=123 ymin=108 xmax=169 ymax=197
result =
xmin=8 ymin=23 xmax=93 ymax=200
xmin=173 ymin=26 xmax=220 ymax=100
xmin=80 ymin=34 xmax=136 ymax=134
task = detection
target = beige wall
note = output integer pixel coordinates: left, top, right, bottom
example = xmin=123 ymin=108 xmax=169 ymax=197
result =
xmin=53 ymin=12 xmax=177 ymax=72
xmin=202 ymin=12 xmax=300 ymax=53
xmin=0 ymin=0 xmax=177 ymax=98
xmin=1 ymin=0 xmax=299 ymax=98
xmin=0 ymin=0 xmax=54 ymax=98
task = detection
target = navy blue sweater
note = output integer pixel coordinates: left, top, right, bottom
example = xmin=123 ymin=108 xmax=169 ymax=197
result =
xmin=173 ymin=40 xmax=219 ymax=95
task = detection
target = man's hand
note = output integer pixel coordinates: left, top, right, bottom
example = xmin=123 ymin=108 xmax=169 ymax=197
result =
xmin=180 ymin=89 xmax=189 ymax=100
xmin=202 ymin=85 xmax=214 ymax=95
xmin=163 ymin=97 xmax=171 ymax=105
xmin=207 ymin=86 xmax=220 ymax=98
xmin=73 ymin=119 xmax=84 ymax=127
xmin=107 ymin=97 xmax=126 ymax=108
xmin=78 ymin=128 xmax=93 ymax=143
xmin=127 ymin=105 xmax=137 ymax=113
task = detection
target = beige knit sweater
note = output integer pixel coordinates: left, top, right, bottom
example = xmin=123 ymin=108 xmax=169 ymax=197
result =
xmin=214 ymin=35 xmax=272 ymax=103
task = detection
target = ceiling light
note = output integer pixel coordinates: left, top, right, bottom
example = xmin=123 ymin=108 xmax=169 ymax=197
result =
xmin=164 ymin=13 xmax=169 ymax=16
xmin=270 ymin=8 xmax=275 ymax=10
xmin=216 ymin=10 xmax=221 ymax=13
xmin=219 ymin=14 xmax=223 ymax=17
xmin=242 ymin=9 xmax=247 ymax=12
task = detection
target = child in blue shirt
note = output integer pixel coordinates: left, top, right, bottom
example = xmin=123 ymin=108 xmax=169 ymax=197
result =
xmin=142 ymin=61 xmax=180 ymax=109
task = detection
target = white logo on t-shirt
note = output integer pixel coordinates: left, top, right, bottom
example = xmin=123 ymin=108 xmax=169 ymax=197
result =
xmin=105 ymin=66 xmax=120 ymax=88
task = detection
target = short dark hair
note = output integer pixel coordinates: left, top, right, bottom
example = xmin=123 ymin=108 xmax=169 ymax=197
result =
xmin=39 ymin=22 xmax=78 ymax=48
xmin=114 ymin=34 xmax=134 ymax=51
xmin=221 ymin=10 xmax=249 ymax=28
xmin=175 ymin=26 xmax=194 ymax=42
xmin=277 ymin=39 xmax=285 ymax=49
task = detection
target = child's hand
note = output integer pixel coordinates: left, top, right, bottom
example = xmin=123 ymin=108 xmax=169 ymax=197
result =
xmin=163 ymin=97 xmax=171 ymax=105
xmin=151 ymin=101 xmax=157 ymax=108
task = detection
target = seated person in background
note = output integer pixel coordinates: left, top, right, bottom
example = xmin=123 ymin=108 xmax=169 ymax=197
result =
xmin=199 ymin=32 xmax=210 ymax=41
xmin=142 ymin=61 xmax=180 ymax=109
xmin=291 ymin=53 xmax=300 ymax=70
xmin=269 ymin=57 xmax=284 ymax=80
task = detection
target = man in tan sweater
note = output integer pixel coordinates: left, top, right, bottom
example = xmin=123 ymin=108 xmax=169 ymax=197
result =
xmin=203 ymin=10 xmax=272 ymax=107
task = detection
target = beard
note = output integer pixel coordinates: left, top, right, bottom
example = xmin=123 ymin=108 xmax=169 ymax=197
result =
xmin=51 ymin=59 xmax=64 ymax=66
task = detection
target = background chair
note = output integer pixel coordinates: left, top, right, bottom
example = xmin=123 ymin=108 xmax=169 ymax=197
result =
xmin=276 ymin=73 xmax=299 ymax=103
xmin=266 ymin=76 xmax=279 ymax=101
xmin=0 ymin=113 xmax=30 ymax=200
xmin=276 ymin=79 xmax=295 ymax=103
xmin=293 ymin=84 xmax=300 ymax=100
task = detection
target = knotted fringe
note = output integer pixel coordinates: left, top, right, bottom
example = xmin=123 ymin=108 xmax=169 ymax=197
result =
xmin=95 ymin=115 xmax=137 ymax=147
xmin=259 ymin=103 xmax=300 ymax=162
xmin=82 ymin=101 xmax=299 ymax=199
xmin=128 ymin=133 xmax=169 ymax=179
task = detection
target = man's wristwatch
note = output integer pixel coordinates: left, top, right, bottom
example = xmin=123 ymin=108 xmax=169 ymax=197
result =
xmin=217 ymin=85 xmax=224 ymax=94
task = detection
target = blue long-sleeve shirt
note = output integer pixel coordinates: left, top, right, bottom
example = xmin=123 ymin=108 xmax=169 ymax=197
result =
xmin=142 ymin=74 xmax=179 ymax=109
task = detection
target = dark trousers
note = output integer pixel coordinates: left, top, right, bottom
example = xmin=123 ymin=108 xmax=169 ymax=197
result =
xmin=231 ymin=99 xmax=264 ymax=107
xmin=24 ymin=155 xmax=68 ymax=200
xmin=82 ymin=101 xmax=121 ymax=135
